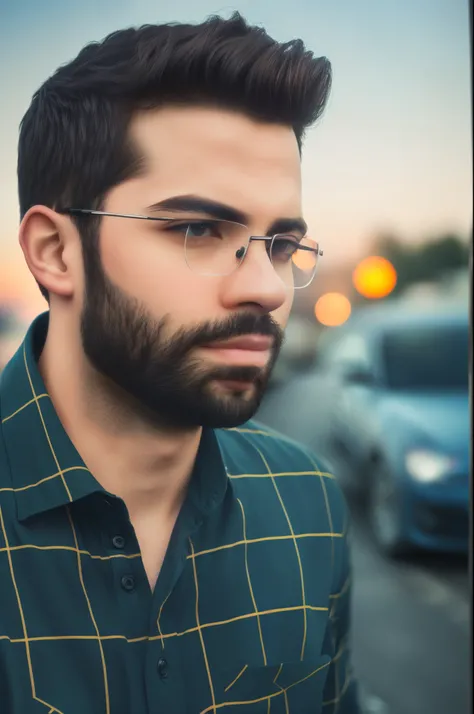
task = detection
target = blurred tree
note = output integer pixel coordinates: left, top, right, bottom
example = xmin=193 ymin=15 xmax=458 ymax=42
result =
xmin=368 ymin=232 xmax=470 ymax=298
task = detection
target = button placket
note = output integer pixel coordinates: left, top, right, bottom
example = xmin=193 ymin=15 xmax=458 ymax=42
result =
xmin=120 ymin=574 xmax=136 ymax=592
xmin=157 ymin=658 xmax=168 ymax=679
xmin=112 ymin=534 xmax=126 ymax=550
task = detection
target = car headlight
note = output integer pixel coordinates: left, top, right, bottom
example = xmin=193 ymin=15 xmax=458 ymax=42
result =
xmin=405 ymin=449 xmax=456 ymax=483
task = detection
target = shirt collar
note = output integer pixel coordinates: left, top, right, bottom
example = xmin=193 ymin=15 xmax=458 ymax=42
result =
xmin=188 ymin=426 xmax=229 ymax=517
xmin=0 ymin=312 xmax=105 ymax=521
xmin=0 ymin=311 xmax=229 ymax=522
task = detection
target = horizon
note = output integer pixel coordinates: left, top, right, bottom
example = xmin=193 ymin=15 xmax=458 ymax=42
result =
xmin=0 ymin=0 xmax=471 ymax=317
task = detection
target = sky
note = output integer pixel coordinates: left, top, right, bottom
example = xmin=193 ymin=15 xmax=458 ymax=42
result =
xmin=0 ymin=0 xmax=471 ymax=315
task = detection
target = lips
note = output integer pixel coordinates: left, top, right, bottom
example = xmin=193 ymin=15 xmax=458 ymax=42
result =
xmin=200 ymin=334 xmax=274 ymax=368
xmin=203 ymin=335 xmax=274 ymax=351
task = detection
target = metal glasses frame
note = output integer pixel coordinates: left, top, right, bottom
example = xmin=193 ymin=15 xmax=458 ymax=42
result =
xmin=60 ymin=208 xmax=323 ymax=286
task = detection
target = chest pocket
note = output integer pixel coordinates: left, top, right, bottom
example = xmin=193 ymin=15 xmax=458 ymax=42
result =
xmin=214 ymin=656 xmax=331 ymax=712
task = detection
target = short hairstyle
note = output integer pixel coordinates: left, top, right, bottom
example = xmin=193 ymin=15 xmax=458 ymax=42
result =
xmin=18 ymin=12 xmax=332 ymax=300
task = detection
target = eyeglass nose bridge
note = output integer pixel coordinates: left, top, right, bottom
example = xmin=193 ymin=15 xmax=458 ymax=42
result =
xmin=234 ymin=235 xmax=273 ymax=262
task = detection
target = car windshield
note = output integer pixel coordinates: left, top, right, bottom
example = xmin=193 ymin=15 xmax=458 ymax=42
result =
xmin=381 ymin=321 xmax=469 ymax=391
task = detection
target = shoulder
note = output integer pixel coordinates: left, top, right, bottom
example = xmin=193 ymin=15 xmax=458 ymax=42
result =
xmin=217 ymin=420 xmax=348 ymax=531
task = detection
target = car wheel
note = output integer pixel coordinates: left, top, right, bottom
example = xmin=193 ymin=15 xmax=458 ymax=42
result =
xmin=369 ymin=461 xmax=409 ymax=558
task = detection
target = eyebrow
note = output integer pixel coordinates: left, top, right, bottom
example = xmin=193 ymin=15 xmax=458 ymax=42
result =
xmin=146 ymin=194 xmax=308 ymax=237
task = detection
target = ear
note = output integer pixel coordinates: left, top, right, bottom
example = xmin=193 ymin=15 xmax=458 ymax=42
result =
xmin=19 ymin=206 xmax=80 ymax=299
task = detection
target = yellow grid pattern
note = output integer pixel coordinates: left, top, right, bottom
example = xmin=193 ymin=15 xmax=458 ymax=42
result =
xmin=0 ymin=322 xmax=357 ymax=713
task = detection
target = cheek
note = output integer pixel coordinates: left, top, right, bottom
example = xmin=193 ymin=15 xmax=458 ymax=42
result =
xmin=273 ymin=297 xmax=293 ymax=331
xmin=100 ymin=231 xmax=221 ymax=325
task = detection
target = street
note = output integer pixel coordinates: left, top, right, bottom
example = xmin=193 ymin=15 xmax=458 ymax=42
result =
xmin=256 ymin=372 xmax=470 ymax=714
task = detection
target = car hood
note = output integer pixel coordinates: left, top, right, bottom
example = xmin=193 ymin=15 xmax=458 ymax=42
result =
xmin=379 ymin=391 xmax=469 ymax=456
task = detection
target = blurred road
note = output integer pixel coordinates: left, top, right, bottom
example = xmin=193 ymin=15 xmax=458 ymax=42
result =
xmin=256 ymin=372 xmax=470 ymax=714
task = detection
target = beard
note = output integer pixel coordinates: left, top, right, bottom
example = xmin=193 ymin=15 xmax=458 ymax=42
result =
xmin=80 ymin=255 xmax=284 ymax=429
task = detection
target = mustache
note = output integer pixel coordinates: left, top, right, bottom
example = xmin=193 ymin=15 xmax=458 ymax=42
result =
xmin=174 ymin=312 xmax=284 ymax=353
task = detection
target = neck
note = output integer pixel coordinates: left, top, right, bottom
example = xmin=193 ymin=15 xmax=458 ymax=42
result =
xmin=39 ymin=314 xmax=201 ymax=520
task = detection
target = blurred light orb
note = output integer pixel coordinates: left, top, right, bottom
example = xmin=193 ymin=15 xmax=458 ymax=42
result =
xmin=292 ymin=247 xmax=317 ymax=272
xmin=314 ymin=292 xmax=352 ymax=327
xmin=352 ymin=256 xmax=397 ymax=299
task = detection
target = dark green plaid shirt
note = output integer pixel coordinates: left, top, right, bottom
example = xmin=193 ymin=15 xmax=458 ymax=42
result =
xmin=0 ymin=313 xmax=359 ymax=714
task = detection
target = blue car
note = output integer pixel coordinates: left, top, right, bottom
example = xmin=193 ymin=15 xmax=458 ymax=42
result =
xmin=317 ymin=303 xmax=469 ymax=557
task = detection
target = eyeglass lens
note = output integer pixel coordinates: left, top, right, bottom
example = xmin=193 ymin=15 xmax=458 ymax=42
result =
xmin=183 ymin=219 xmax=319 ymax=289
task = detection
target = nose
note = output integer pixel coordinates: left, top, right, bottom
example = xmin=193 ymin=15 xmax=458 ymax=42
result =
xmin=219 ymin=238 xmax=289 ymax=313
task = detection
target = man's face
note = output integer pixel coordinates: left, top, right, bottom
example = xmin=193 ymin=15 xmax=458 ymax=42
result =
xmin=80 ymin=106 xmax=302 ymax=429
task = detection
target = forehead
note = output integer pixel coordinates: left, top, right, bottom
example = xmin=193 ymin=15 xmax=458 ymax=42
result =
xmin=123 ymin=106 xmax=302 ymax=217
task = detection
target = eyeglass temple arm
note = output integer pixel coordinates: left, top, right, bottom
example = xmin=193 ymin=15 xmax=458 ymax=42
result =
xmin=62 ymin=210 xmax=323 ymax=256
xmin=62 ymin=208 xmax=171 ymax=221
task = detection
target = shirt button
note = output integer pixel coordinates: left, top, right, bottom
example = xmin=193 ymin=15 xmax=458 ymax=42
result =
xmin=157 ymin=658 xmax=168 ymax=679
xmin=112 ymin=535 xmax=125 ymax=550
xmin=120 ymin=575 xmax=135 ymax=592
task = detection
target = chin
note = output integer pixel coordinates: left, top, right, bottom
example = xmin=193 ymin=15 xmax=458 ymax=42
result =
xmin=213 ymin=381 xmax=256 ymax=397
xmin=215 ymin=393 xmax=264 ymax=426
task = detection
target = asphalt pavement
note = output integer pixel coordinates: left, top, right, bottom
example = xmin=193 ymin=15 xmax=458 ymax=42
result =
xmin=256 ymin=371 xmax=470 ymax=714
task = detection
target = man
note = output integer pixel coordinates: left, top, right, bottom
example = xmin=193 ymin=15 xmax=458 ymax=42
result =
xmin=0 ymin=13 xmax=360 ymax=714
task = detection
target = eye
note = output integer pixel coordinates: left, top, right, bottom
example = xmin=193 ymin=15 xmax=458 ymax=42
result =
xmin=165 ymin=220 xmax=222 ymax=239
xmin=271 ymin=235 xmax=300 ymax=262
xmin=187 ymin=221 xmax=220 ymax=239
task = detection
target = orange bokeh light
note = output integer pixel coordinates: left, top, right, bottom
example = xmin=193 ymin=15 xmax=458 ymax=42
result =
xmin=314 ymin=292 xmax=352 ymax=327
xmin=352 ymin=256 xmax=397 ymax=299
xmin=292 ymin=246 xmax=317 ymax=272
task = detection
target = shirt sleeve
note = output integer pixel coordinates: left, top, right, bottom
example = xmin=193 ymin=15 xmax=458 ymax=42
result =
xmin=321 ymin=490 xmax=361 ymax=713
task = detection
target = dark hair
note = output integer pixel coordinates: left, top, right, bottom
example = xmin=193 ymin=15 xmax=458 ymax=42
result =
xmin=18 ymin=12 xmax=332 ymax=300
